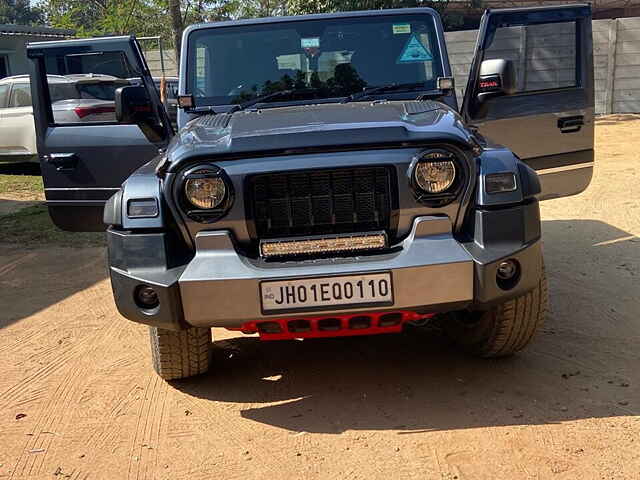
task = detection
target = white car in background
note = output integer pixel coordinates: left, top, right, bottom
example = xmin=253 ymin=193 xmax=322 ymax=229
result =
xmin=0 ymin=74 xmax=128 ymax=163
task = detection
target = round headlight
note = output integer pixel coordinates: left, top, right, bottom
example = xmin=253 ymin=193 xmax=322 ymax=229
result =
xmin=185 ymin=174 xmax=226 ymax=209
xmin=414 ymin=156 xmax=456 ymax=194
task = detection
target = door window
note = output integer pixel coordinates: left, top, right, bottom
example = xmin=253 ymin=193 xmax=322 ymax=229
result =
xmin=8 ymin=83 xmax=31 ymax=108
xmin=40 ymin=49 xmax=140 ymax=125
xmin=484 ymin=21 xmax=578 ymax=93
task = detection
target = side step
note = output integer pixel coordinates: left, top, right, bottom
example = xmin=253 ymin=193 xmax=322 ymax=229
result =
xmin=227 ymin=311 xmax=434 ymax=340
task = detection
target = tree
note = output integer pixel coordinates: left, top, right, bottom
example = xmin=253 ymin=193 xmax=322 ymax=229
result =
xmin=41 ymin=0 xmax=242 ymax=63
xmin=0 ymin=0 xmax=45 ymax=25
xmin=168 ymin=0 xmax=184 ymax=61
xmin=42 ymin=0 xmax=174 ymax=38
xmin=286 ymin=0 xmax=466 ymax=30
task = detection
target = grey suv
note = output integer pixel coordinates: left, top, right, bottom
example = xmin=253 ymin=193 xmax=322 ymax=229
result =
xmin=28 ymin=5 xmax=594 ymax=380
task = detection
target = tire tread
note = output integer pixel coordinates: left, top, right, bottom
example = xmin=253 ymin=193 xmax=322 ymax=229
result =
xmin=149 ymin=326 xmax=211 ymax=380
xmin=480 ymin=271 xmax=548 ymax=358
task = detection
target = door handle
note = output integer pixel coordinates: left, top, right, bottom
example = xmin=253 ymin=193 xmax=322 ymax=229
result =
xmin=557 ymin=116 xmax=584 ymax=133
xmin=45 ymin=153 xmax=78 ymax=172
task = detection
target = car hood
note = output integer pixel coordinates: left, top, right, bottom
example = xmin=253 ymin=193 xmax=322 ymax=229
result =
xmin=165 ymin=100 xmax=475 ymax=171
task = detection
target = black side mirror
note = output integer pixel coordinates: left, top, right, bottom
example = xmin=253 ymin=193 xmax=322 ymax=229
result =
xmin=115 ymin=85 xmax=164 ymax=143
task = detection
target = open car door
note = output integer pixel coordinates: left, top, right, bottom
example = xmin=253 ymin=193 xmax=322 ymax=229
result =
xmin=461 ymin=5 xmax=594 ymax=200
xmin=27 ymin=36 xmax=171 ymax=231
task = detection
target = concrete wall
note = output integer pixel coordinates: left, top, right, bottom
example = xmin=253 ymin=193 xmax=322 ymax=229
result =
xmin=0 ymin=35 xmax=43 ymax=78
xmin=446 ymin=17 xmax=640 ymax=115
xmin=600 ymin=17 xmax=640 ymax=113
xmin=141 ymin=47 xmax=178 ymax=78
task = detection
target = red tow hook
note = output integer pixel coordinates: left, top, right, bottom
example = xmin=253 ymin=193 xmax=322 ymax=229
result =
xmin=226 ymin=310 xmax=435 ymax=340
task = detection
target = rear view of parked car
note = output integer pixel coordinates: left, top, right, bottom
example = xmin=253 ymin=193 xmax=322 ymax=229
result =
xmin=0 ymin=74 xmax=128 ymax=163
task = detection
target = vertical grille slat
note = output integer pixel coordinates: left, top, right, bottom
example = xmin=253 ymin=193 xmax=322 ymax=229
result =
xmin=249 ymin=166 xmax=393 ymax=239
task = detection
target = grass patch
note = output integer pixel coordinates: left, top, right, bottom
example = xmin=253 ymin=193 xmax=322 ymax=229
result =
xmin=0 ymin=204 xmax=105 ymax=248
xmin=0 ymin=174 xmax=44 ymax=197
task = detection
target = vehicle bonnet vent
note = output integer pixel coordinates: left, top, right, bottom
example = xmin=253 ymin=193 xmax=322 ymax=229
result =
xmin=403 ymin=101 xmax=440 ymax=116
xmin=196 ymin=114 xmax=232 ymax=129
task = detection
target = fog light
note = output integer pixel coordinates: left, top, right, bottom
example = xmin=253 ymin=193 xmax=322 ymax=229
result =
xmin=497 ymin=260 xmax=518 ymax=280
xmin=135 ymin=285 xmax=159 ymax=309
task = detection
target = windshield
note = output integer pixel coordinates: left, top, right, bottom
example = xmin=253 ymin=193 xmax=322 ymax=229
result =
xmin=186 ymin=13 xmax=444 ymax=108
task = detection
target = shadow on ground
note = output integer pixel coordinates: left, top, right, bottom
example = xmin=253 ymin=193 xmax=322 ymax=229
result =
xmin=174 ymin=218 xmax=639 ymax=433
xmin=0 ymin=244 xmax=108 ymax=329
xmin=0 ymin=162 xmax=41 ymax=175
xmin=0 ymin=198 xmax=41 ymax=217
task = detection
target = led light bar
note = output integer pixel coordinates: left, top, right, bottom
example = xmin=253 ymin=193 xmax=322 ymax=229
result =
xmin=260 ymin=232 xmax=387 ymax=258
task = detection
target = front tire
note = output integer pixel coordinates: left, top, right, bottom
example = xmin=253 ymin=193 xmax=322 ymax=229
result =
xmin=149 ymin=326 xmax=212 ymax=380
xmin=445 ymin=270 xmax=548 ymax=357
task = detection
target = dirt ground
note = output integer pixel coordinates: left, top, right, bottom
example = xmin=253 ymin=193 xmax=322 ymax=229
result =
xmin=1 ymin=117 xmax=639 ymax=480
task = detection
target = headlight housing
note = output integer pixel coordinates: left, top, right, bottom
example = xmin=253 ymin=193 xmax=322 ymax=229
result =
xmin=414 ymin=158 xmax=456 ymax=193
xmin=179 ymin=166 xmax=233 ymax=222
xmin=411 ymin=149 xmax=465 ymax=206
xmin=185 ymin=175 xmax=226 ymax=209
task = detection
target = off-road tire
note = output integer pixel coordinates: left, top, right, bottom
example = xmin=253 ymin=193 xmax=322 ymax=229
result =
xmin=149 ymin=326 xmax=212 ymax=380
xmin=445 ymin=270 xmax=548 ymax=358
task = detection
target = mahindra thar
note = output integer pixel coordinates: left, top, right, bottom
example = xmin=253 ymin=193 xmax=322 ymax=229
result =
xmin=27 ymin=5 xmax=594 ymax=379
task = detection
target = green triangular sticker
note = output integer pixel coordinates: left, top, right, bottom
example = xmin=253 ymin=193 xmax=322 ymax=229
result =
xmin=397 ymin=34 xmax=433 ymax=63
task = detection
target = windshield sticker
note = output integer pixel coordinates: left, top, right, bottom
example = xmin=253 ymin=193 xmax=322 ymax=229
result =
xmin=392 ymin=24 xmax=411 ymax=34
xmin=397 ymin=34 xmax=433 ymax=63
xmin=301 ymin=37 xmax=320 ymax=48
xmin=301 ymin=37 xmax=320 ymax=57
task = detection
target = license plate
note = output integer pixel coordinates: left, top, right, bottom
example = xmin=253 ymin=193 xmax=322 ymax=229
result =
xmin=261 ymin=273 xmax=393 ymax=313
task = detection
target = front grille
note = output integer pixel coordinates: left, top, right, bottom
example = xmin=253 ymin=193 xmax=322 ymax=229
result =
xmin=248 ymin=166 xmax=394 ymax=239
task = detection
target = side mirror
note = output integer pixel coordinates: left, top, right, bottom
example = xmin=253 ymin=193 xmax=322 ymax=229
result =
xmin=115 ymin=85 xmax=164 ymax=143
xmin=477 ymin=58 xmax=516 ymax=101
xmin=470 ymin=59 xmax=516 ymax=119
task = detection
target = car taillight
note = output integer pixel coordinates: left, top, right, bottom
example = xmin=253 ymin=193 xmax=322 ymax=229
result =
xmin=73 ymin=106 xmax=115 ymax=119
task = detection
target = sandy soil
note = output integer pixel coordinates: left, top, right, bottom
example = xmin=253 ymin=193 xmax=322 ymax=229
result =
xmin=1 ymin=118 xmax=639 ymax=480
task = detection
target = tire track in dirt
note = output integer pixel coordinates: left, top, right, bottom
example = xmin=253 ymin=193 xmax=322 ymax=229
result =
xmin=9 ymin=348 xmax=87 ymax=478
xmin=0 ymin=328 xmax=39 ymax=355
xmin=0 ymin=282 xmax=113 ymax=410
xmin=0 ymin=252 xmax=38 ymax=278
xmin=0 ymin=331 xmax=101 ymax=412
xmin=125 ymin=373 xmax=171 ymax=480
xmin=75 ymin=373 xmax=146 ymax=460
xmin=175 ymin=393 xmax=352 ymax=480
xmin=6 ymin=296 xmax=126 ymax=478
xmin=0 ymin=252 xmax=106 ymax=356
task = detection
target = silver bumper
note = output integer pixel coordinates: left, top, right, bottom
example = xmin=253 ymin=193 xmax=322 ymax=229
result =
xmin=179 ymin=216 xmax=474 ymax=327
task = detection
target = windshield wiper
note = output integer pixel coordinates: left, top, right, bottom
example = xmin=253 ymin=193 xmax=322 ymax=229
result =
xmin=341 ymin=82 xmax=436 ymax=103
xmin=229 ymin=88 xmax=323 ymax=112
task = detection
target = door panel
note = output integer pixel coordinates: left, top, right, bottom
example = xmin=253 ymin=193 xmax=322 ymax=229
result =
xmin=27 ymin=36 xmax=171 ymax=231
xmin=0 ymin=83 xmax=37 ymax=157
xmin=462 ymin=5 xmax=594 ymax=200
xmin=0 ymin=105 xmax=36 ymax=156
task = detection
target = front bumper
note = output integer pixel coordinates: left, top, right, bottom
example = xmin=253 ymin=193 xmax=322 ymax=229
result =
xmin=108 ymin=202 xmax=543 ymax=331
